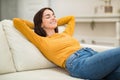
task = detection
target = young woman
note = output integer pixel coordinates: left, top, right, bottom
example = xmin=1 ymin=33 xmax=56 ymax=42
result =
xmin=13 ymin=7 xmax=120 ymax=80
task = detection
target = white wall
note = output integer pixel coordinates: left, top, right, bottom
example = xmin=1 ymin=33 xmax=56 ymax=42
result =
xmin=50 ymin=0 xmax=120 ymax=18
xmin=0 ymin=0 xmax=120 ymax=20
xmin=0 ymin=0 xmax=18 ymax=20
xmin=0 ymin=0 xmax=1 ymax=20
xmin=17 ymin=0 xmax=50 ymax=21
xmin=0 ymin=0 xmax=50 ymax=21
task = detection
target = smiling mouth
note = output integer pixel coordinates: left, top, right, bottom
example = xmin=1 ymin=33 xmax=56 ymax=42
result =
xmin=50 ymin=22 xmax=56 ymax=24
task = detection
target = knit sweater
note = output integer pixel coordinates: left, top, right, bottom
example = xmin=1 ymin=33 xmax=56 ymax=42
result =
xmin=13 ymin=16 xmax=81 ymax=68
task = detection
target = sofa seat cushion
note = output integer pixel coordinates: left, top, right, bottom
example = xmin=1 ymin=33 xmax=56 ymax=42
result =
xmin=0 ymin=67 xmax=84 ymax=80
xmin=81 ymin=44 xmax=114 ymax=52
xmin=0 ymin=22 xmax=16 ymax=74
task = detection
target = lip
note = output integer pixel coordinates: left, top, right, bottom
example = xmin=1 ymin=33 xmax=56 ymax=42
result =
xmin=50 ymin=21 xmax=57 ymax=24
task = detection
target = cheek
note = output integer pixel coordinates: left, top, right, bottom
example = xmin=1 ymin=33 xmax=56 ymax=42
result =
xmin=45 ymin=22 xmax=51 ymax=28
xmin=42 ymin=19 xmax=57 ymax=28
xmin=42 ymin=20 xmax=49 ymax=27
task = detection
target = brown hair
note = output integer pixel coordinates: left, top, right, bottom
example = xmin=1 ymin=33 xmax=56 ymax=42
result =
xmin=33 ymin=7 xmax=58 ymax=37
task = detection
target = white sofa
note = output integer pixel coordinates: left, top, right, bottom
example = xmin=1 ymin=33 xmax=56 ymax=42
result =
xmin=0 ymin=20 xmax=114 ymax=80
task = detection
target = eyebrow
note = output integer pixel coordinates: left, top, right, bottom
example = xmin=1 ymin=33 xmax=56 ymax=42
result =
xmin=44 ymin=14 xmax=50 ymax=17
xmin=44 ymin=13 xmax=55 ymax=17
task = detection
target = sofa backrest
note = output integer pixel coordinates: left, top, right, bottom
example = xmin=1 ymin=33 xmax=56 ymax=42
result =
xmin=0 ymin=22 xmax=16 ymax=74
xmin=1 ymin=20 xmax=56 ymax=72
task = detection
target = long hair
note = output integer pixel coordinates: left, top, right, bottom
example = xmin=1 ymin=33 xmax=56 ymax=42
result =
xmin=33 ymin=7 xmax=58 ymax=37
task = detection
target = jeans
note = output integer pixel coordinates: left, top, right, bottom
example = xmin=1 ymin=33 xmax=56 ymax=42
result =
xmin=65 ymin=47 xmax=120 ymax=80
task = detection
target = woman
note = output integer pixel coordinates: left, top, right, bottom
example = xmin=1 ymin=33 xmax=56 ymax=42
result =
xmin=13 ymin=7 xmax=120 ymax=80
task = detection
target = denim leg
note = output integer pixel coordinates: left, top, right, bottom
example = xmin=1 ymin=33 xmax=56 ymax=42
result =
xmin=105 ymin=65 xmax=120 ymax=80
xmin=66 ymin=47 xmax=120 ymax=79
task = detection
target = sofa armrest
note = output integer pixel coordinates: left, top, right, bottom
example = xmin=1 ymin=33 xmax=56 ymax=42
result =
xmin=81 ymin=44 xmax=115 ymax=52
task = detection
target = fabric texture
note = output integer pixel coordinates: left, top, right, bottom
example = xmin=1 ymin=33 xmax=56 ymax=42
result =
xmin=0 ymin=22 xmax=16 ymax=74
xmin=66 ymin=47 xmax=120 ymax=80
xmin=80 ymin=44 xmax=114 ymax=52
xmin=0 ymin=67 xmax=83 ymax=80
xmin=1 ymin=20 xmax=56 ymax=71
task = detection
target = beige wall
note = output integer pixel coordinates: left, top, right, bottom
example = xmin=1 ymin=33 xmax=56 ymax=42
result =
xmin=51 ymin=0 xmax=120 ymax=18
xmin=0 ymin=0 xmax=1 ymax=20
xmin=0 ymin=0 xmax=120 ymax=20
xmin=0 ymin=0 xmax=49 ymax=20
xmin=0 ymin=0 xmax=18 ymax=20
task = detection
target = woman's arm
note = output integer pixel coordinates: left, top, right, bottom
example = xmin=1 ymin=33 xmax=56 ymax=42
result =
xmin=22 ymin=19 xmax=34 ymax=29
xmin=57 ymin=16 xmax=75 ymax=36
xmin=13 ymin=18 xmax=42 ymax=47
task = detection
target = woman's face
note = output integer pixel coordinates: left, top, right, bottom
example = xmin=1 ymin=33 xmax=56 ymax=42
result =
xmin=42 ymin=9 xmax=57 ymax=30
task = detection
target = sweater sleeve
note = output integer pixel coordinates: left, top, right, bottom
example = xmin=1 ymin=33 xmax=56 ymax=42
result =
xmin=13 ymin=18 xmax=42 ymax=48
xmin=57 ymin=16 xmax=75 ymax=36
xmin=22 ymin=20 xmax=34 ymax=29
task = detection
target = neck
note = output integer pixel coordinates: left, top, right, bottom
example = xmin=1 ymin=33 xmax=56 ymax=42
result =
xmin=45 ymin=29 xmax=55 ymax=36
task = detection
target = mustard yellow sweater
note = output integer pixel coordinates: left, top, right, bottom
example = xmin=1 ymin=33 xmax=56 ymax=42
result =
xmin=13 ymin=16 xmax=81 ymax=68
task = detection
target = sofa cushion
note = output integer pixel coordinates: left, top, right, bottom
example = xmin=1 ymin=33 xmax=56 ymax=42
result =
xmin=0 ymin=67 xmax=84 ymax=80
xmin=0 ymin=22 xmax=16 ymax=74
xmin=1 ymin=20 xmax=56 ymax=72
xmin=81 ymin=44 xmax=114 ymax=52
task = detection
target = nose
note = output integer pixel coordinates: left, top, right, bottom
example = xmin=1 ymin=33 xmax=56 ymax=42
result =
xmin=51 ymin=15 xmax=56 ymax=20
